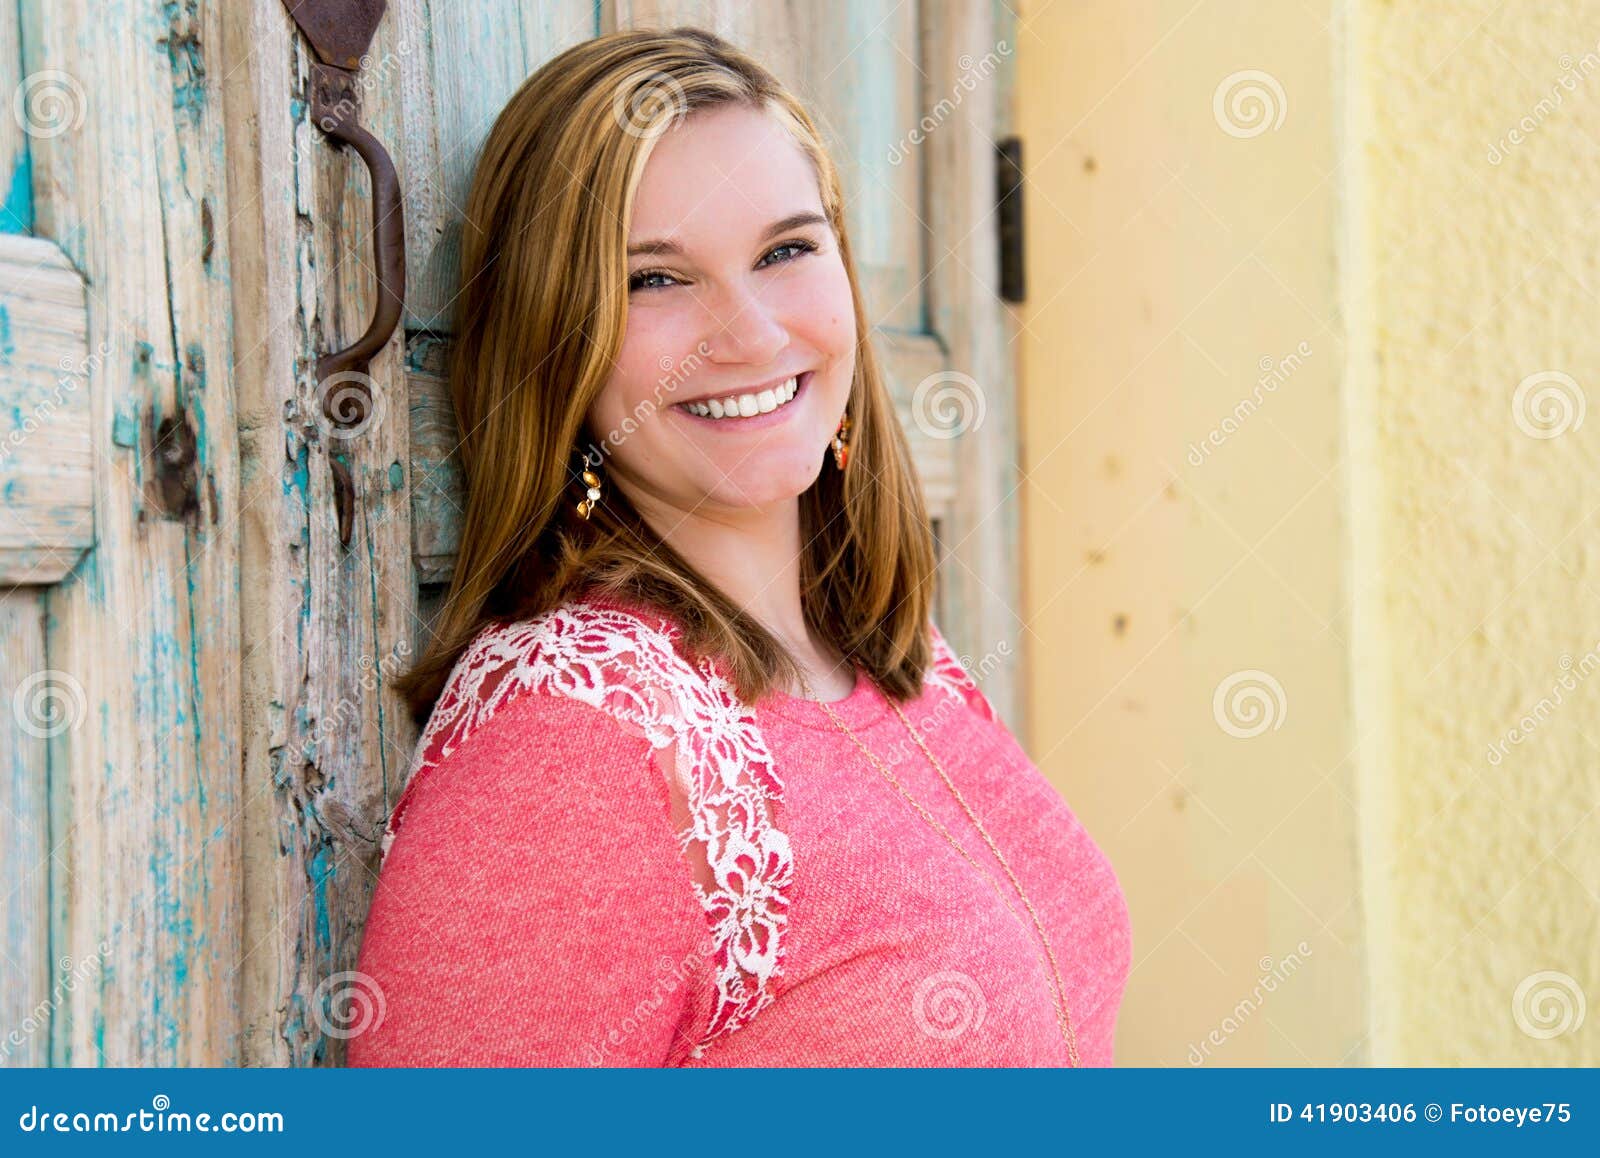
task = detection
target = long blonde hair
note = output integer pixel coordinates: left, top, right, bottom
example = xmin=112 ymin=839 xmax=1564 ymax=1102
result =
xmin=395 ymin=25 xmax=938 ymax=726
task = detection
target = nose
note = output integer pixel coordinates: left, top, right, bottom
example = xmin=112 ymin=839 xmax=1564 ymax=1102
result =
xmin=700 ymin=278 xmax=790 ymax=367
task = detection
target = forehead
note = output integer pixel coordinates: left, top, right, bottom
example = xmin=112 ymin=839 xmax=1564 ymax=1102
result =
xmin=628 ymin=103 xmax=821 ymax=245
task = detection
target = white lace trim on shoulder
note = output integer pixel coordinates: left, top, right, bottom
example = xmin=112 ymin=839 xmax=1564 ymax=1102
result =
xmin=924 ymin=621 xmax=998 ymax=721
xmin=382 ymin=599 xmax=793 ymax=1060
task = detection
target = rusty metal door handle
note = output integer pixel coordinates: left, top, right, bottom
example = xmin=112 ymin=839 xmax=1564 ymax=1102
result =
xmin=281 ymin=0 xmax=406 ymax=547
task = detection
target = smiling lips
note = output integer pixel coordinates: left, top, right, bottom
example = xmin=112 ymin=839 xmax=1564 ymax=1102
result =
xmin=675 ymin=373 xmax=806 ymax=421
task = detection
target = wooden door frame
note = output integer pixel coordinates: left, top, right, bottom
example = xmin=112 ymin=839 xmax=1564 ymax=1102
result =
xmin=4 ymin=0 xmax=243 ymax=1066
xmin=0 ymin=0 xmax=1031 ymax=1067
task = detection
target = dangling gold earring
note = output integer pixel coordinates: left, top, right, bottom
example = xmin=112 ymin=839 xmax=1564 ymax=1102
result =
xmin=574 ymin=450 xmax=603 ymax=519
xmin=831 ymin=412 xmax=852 ymax=471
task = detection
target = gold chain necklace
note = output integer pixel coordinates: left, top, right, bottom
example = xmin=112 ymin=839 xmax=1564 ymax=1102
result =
xmin=796 ymin=666 xmax=1081 ymax=1066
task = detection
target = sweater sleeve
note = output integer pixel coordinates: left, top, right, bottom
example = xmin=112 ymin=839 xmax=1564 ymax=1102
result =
xmin=345 ymin=689 xmax=712 ymax=1067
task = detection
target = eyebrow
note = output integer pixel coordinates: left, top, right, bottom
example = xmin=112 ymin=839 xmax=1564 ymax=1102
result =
xmin=626 ymin=211 xmax=829 ymax=258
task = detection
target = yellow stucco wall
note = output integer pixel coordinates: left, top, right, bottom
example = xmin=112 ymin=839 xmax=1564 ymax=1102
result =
xmin=1016 ymin=0 xmax=1598 ymax=1064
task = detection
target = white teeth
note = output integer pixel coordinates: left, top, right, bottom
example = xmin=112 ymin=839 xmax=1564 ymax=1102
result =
xmin=682 ymin=375 xmax=800 ymax=420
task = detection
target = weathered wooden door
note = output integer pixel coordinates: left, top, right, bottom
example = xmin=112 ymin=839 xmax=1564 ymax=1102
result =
xmin=1 ymin=0 xmax=1022 ymax=1065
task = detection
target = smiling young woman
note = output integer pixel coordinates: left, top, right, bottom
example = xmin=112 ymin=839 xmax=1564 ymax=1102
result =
xmin=348 ymin=25 xmax=1131 ymax=1069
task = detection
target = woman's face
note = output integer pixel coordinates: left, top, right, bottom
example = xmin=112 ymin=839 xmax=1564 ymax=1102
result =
xmin=586 ymin=102 xmax=857 ymax=523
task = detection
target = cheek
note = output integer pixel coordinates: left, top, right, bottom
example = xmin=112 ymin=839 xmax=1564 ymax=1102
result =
xmin=790 ymin=258 xmax=856 ymax=355
xmin=593 ymin=309 xmax=690 ymax=427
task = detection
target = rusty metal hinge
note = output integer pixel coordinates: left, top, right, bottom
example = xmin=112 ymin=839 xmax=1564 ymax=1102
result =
xmin=281 ymin=0 xmax=406 ymax=547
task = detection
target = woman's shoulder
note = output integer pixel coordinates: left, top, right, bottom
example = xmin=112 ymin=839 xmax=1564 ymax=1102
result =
xmin=411 ymin=589 xmax=695 ymax=769
xmin=922 ymin=618 xmax=1001 ymax=725
xmin=384 ymin=588 xmax=715 ymax=858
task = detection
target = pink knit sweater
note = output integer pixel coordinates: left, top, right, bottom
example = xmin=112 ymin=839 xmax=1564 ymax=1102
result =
xmin=347 ymin=587 xmax=1132 ymax=1067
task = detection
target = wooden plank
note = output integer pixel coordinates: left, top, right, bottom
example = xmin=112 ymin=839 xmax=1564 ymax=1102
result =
xmin=920 ymin=0 xmax=1027 ymax=736
xmin=394 ymin=0 xmax=595 ymax=332
xmin=22 ymin=0 xmax=242 ymax=1064
xmin=785 ymin=3 xmax=922 ymax=333
xmin=875 ymin=327 xmax=954 ymax=514
xmin=224 ymin=0 xmax=418 ymax=1067
xmin=406 ymin=335 xmax=462 ymax=585
xmin=0 ymin=0 xmax=29 ymax=234
xmin=0 ymin=590 xmax=50 ymax=1066
xmin=226 ymin=0 xmax=590 ymax=1066
xmin=0 ymin=235 xmax=93 ymax=584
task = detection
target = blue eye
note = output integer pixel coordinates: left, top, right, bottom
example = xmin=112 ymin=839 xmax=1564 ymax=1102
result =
xmin=756 ymin=239 xmax=818 ymax=267
xmin=627 ymin=238 xmax=819 ymax=292
xmin=628 ymin=268 xmax=677 ymax=291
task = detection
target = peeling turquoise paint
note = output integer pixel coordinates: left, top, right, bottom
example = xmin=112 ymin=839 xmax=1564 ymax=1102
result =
xmin=388 ymin=461 xmax=403 ymax=490
xmin=186 ymin=341 xmax=207 ymax=393
xmin=406 ymin=332 xmax=446 ymax=370
xmin=309 ymin=843 xmax=334 ymax=953
xmin=161 ymin=1 xmax=206 ymax=122
xmin=269 ymin=746 xmax=292 ymax=792
xmin=171 ymin=915 xmax=194 ymax=988
xmin=111 ymin=402 xmax=139 ymax=449
xmin=58 ymin=545 xmax=106 ymax=607
xmin=0 ymin=303 xmax=13 ymax=364
xmin=184 ymin=348 xmax=212 ymax=516
xmin=283 ymin=434 xmax=309 ymax=500
xmin=283 ymin=992 xmax=306 ymax=1055
xmin=361 ymin=502 xmax=391 ymax=798
xmin=1 ymin=151 xmax=30 ymax=234
xmin=183 ymin=533 xmax=206 ymax=811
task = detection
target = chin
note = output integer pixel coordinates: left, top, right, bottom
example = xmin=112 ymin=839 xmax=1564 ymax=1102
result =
xmin=701 ymin=451 xmax=828 ymax=509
